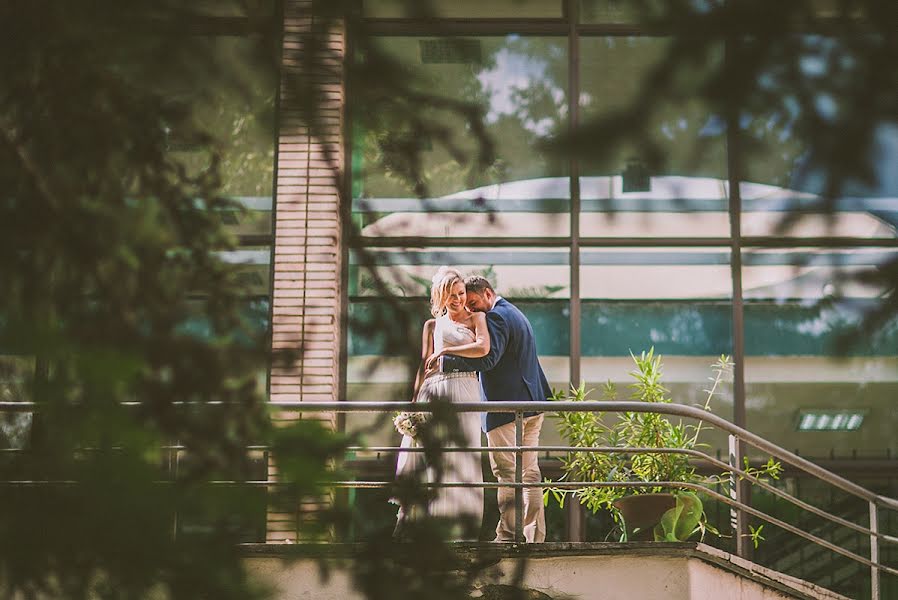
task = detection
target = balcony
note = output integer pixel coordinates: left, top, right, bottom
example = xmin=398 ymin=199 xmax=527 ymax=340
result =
xmin=2 ymin=399 xmax=896 ymax=599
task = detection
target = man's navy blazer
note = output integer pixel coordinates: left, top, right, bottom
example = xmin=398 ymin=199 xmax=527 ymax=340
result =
xmin=441 ymin=297 xmax=551 ymax=432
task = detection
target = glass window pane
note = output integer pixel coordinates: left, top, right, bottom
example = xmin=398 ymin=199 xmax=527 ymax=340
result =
xmin=743 ymin=248 xmax=894 ymax=300
xmin=354 ymin=36 xmax=570 ymax=238
xmin=116 ymin=31 xmax=276 ymax=235
xmin=739 ymin=115 xmax=898 ymax=238
xmin=124 ymin=35 xmax=277 ymax=203
xmin=181 ymin=36 xmax=277 ymax=199
xmin=579 ymin=0 xmax=644 ymax=24
xmin=578 ymin=37 xmax=728 ymax=237
xmin=741 ymin=188 xmax=898 ymax=238
xmin=579 ymin=1 xmax=859 ymax=24
xmin=739 ymin=35 xmax=898 ymax=239
xmin=743 ymin=248 xmax=898 ymax=460
xmin=183 ymin=297 xmax=270 ymax=343
xmin=182 ymin=0 xmax=276 ymax=18
xmin=217 ymin=248 xmax=271 ymax=296
xmin=581 ymin=247 xmax=732 ymax=300
xmin=363 ymin=0 xmax=563 ymax=19
xmin=809 ymin=0 xmax=867 ymax=18
xmin=0 ymin=356 xmax=34 ymax=450
xmin=578 ymin=248 xmax=734 ymax=454
xmin=580 ymin=176 xmax=732 ymax=238
xmin=221 ymin=197 xmax=272 ymax=237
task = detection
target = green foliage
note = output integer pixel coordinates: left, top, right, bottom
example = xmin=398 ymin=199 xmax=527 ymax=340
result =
xmin=749 ymin=524 xmax=766 ymax=549
xmin=742 ymin=456 xmax=785 ymax=483
xmin=0 ymin=2 xmax=342 ymax=598
xmin=4 ymin=0 xmax=893 ymax=597
xmin=653 ymin=491 xmax=704 ymax=542
xmin=549 ymin=350 xmax=782 ymax=543
xmin=551 ymin=349 xmax=712 ymax=513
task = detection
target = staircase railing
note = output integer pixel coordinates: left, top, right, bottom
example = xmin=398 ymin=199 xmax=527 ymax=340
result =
xmin=2 ymin=399 xmax=897 ymax=599
xmin=270 ymin=400 xmax=898 ymax=600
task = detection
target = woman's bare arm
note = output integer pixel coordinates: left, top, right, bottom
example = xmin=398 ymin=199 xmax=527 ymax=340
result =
xmin=411 ymin=319 xmax=436 ymax=401
xmin=425 ymin=312 xmax=490 ymax=370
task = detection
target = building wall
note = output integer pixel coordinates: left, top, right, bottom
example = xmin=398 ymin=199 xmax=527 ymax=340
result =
xmin=267 ymin=0 xmax=344 ymax=543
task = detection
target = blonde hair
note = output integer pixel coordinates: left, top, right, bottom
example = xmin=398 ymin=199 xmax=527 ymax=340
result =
xmin=429 ymin=266 xmax=465 ymax=317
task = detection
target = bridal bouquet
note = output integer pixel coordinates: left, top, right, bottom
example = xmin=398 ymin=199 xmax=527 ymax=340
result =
xmin=393 ymin=411 xmax=429 ymax=438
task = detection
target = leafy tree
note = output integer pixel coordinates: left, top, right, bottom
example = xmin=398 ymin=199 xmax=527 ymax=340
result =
xmin=4 ymin=0 xmax=898 ymax=598
xmin=0 ymin=2 xmax=339 ymax=598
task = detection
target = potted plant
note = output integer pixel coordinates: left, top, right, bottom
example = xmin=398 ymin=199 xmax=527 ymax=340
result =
xmin=547 ymin=349 xmax=781 ymax=543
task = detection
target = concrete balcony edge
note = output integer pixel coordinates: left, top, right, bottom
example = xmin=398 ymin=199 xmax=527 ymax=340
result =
xmin=240 ymin=541 xmax=850 ymax=600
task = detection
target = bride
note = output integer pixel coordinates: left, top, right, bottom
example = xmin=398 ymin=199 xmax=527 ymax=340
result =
xmin=393 ymin=266 xmax=486 ymax=539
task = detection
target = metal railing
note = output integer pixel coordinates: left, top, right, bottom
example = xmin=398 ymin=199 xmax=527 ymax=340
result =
xmin=2 ymin=399 xmax=897 ymax=599
xmin=270 ymin=400 xmax=898 ymax=600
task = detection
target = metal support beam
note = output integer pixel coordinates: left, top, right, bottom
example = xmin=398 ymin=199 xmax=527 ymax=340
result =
xmin=871 ymin=501 xmax=881 ymax=600
xmin=566 ymin=498 xmax=586 ymax=542
xmin=514 ymin=410 xmax=524 ymax=543
xmin=729 ymin=435 xmax=750 ymax=558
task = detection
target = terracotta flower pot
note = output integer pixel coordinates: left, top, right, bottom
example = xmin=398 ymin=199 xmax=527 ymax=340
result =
xmin=612 ymin=493 xmax=677 ymax=541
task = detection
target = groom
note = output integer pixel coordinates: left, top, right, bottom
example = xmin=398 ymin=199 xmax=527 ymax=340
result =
xmin=440 ymin=276 xmax=550 ymax=543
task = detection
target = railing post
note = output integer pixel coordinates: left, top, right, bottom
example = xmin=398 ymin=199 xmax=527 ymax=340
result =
xmin=171 ymin=440 xmax=180 ymax=541
xmin=870 ymin=501 xmax=880 ymax=600
xmin=515 ymin=410 xmax=524 ymax=543
xmin=729 ymin=434 xmax=749 ymax=557
xmin=565 ymin=498 xmax=585 ymax=542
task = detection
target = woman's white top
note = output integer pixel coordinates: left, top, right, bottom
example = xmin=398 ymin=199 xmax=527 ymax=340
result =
xmin=434 ymin=314 xmax=475 ymax=355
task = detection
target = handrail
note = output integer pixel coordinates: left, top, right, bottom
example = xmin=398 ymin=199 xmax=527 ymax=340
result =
xmin=5 ymin=439 xmax=895 ymax=546
xmin=271 ymin=399 xmax=897 ymax=599
xmin=6 ymin=399 xmax=897 ymax=510
xmin=350 ymin=444 xmax=898 ymax=546
xmin=326 ymin=479 xmax=898 ymax=580
xmin=5 ymin=398 xmax=898 ymax=510
xmin=3 ymin=399 xmax=895 ymax=598
xmin=266 ymin=400 xmax=898 ymax=510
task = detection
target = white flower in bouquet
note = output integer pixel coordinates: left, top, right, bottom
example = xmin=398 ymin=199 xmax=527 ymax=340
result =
xmin=393 ymin=411 xmax=429 ymax=438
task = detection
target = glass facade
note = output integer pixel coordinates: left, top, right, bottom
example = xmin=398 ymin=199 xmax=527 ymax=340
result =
xmin=743 ymin=246 xmax=898 ymax=459
xmin=362 ymin=0 xmax=565 ymax=19
xmin=353 ymin=35 xmax=570 ymax=239
xmin=344 ymin=6 xmax=898 ymax=591
xmin=348 ymin=2 xmax=898 ymax=463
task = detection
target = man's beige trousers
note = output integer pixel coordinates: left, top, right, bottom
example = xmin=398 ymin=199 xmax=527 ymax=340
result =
xmin=485 ymin=413 xmax=546 ymax=542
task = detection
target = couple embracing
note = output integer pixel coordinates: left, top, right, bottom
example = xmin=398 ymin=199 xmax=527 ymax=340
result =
xmin=395 ymin=267 xmax=550 ymax=543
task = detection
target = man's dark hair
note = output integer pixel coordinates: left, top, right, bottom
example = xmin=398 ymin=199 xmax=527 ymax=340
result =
xmin=464 ymin=275 xmax=494 ymax=295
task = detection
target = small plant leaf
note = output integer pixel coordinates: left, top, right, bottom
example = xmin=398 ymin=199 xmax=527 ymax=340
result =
xmin=654 ymin=492 xmax=704 ymax=542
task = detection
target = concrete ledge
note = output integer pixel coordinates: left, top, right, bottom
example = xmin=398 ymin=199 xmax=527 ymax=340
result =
xmin=241 ymin=542 xmax=850 ymax=600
